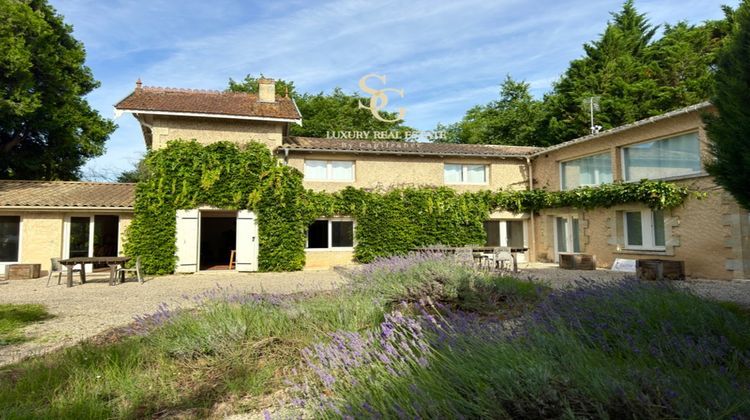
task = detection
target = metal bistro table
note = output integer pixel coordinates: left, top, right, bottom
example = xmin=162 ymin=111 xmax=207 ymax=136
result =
xmin=58 ymin=256 xmax=131 ymax=287
xmin=412 ymin=246 xmax=529 ymax=273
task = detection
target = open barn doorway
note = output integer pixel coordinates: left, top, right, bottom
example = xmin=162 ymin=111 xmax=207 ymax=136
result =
xmin=199 ymin=211 xmax=237 ymax=270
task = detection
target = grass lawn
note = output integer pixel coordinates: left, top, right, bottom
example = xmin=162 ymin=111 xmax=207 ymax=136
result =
xmin=0 ymin=304 xmax=53 ymax=346
xmin=0 ymin=254 xmax=748 ymax=419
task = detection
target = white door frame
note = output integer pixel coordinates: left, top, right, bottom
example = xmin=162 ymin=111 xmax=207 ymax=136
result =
xmin=63 ymin=214 xmax=121 ymax=272
xmin=553 ymin=215 xmax=580 ymax=262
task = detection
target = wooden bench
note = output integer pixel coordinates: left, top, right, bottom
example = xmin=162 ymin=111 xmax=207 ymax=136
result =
xmin=4 ymin=264 xmax=42 ymax=280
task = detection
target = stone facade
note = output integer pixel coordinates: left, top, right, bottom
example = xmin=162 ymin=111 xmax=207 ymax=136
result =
xmin=285 ymin=152 xmax=530 ymax=193
xmin=0 ymin=211 xmax=133 ymax=273
xmin=141 ymin=114 xmax=286 ymax=151
xmin=531 ymin=109 xmax=750 ymax=280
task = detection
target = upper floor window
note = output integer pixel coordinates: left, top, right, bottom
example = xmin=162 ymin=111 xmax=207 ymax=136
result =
xmin=622 ymin=132 xmax=702 ymax=181
xmin=560 ymin=152 xmax=613 ymax=190
xmin=444 ymin=164 xmax=487 ymax=185
xmin=624 ymin=209 xmax=665 ymax=251
xmin=304 ymin=160 xmax=354 ymax=181
xmin=0 ymin=216 xmax=20 ymax=262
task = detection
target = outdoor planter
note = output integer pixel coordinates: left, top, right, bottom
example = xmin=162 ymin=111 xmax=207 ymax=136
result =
xmin=636 ymin=259 xmax=685 ymax=281
xmin=558 ymin=253 xmax=597 ymax=270
xmin=4 ymin=264 xmax=41 ymax=280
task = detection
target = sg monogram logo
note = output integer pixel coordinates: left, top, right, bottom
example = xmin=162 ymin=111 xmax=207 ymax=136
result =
xmin=358 ymin=73 xmax=406 ymax=123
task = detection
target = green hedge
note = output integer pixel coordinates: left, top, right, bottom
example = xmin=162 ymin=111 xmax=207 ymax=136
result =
xmin=125 ymin=140 xmax=701 ymax=273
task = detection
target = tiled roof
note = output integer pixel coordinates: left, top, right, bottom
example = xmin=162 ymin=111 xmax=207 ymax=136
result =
xmin=115 ymin=86 xmax=302 ymax=121
xmin=534 ymin=102 xmax=713 ymax=156
xmin=281 ymin=137 xmax=541 ymax=158
xmin=0 ymin=180 xmax=135 ymax=209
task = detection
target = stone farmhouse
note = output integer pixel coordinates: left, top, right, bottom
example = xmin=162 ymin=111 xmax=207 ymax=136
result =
xmin=0 ymin=77 xmax=748 ymax=279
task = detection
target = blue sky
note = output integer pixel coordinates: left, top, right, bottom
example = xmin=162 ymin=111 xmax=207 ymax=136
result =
xmin=49 ymin=0 xmax=735 ymax=179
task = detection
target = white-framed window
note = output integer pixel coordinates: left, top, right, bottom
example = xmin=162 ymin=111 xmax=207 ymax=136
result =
xmin=554 ymin=215 xmax=581 ymax=258
xmin=0 ymin=216 xmax=21 ymax=264
xmin=560 ymin=152 xmax=613 ymax=190
xmin=304 ymin=160 xmax=354 ymax=181
xmin=622 ymin=132 xmax=702 ymax=181
xmin=623 ymin=209 xmax=666 ymax=250
xmin=306 ymin=219 xmax=355 ymax=250
xmin=444 ymin=164 xmax=488 ymax=184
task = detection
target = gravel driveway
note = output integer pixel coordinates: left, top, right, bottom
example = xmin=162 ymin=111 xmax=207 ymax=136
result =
xmin=0 ymin=270 xmax=344 ymax=366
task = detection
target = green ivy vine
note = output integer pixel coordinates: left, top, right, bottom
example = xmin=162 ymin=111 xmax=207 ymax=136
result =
xmin=125 ymin=140 xmax=702 ymax=273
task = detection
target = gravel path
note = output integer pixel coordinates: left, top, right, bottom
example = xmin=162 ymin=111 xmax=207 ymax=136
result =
xmin=0 ymin=270 xmax=344 ymax=366
xmin=522 ymin=263 xmax=750 ymax=306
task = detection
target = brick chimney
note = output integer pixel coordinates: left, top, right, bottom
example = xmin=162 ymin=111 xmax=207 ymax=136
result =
xmin=135 ymin=78 xmax=142 ymax=90
xmin=258 ymin=77 xmax=275 ymax=103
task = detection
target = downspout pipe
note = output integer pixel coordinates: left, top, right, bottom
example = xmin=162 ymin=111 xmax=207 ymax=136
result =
xmin=526 ymin=156 xmax=536 ymax=263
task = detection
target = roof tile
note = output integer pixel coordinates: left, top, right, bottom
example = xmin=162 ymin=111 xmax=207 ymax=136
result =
xmin=115 ymin=86 xmax=301 ymax=121
xmin=0 ymin=181 xmax=135 ymax=209
xmin=282 ymin=137 xmax=540 ymax=158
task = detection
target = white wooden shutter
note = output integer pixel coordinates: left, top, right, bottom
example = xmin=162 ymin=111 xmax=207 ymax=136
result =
xmin=236 ymin=210 xmax=259 ymax=272
xmin=175 ymin=209 xmax=200 ymax=273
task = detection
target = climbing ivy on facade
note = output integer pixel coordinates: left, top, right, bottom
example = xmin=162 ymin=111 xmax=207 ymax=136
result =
xmin=125 ymin=141 xmax=701 ymax=274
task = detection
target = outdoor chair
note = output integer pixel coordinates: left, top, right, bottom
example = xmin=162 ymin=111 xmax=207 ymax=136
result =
xmin=115 ymin=256 xmax=143 ymax=284
xmin=454 ymin=246 xmax=475 ymax=266
xmin=46 ymin=257 xmax=81 ymax=286
xmin=491 ymin=247 xmax=513 ymax=270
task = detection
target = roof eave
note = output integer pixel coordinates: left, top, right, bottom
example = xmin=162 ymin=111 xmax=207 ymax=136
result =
xmin=531 ymin=101 xmax=713 ymax=158
xmin=277 ymin=146 xmax=532 ymax=159
xmin=115 ymin=108 xmax=302 ymax=124
xmin=0 ymin=206 xmax=134 ymax=212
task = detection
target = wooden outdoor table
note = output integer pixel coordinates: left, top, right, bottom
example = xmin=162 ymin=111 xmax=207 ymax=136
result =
xmin=58 ymin=256 xmax=131 ymax=287
xmin=411 ymin=246 xmax=529 ymax=273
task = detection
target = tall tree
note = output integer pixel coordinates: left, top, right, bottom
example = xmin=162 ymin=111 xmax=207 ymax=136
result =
xmin=435 ymin=76 xmax=545 ymax=146
xmin=540 ymin=0 xmax=661 ymax=143
xmin=704 ymin=1 xmax=750 ymax=210
xmin=0 ymin=0 xmax=115 ymax=179
xmin=228 ymin=74 xmax=412 ymax=139
xmin=442 ymin=2 xmax=731 ymax=147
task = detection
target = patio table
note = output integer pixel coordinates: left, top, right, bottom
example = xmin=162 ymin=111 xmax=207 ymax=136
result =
xmin=58 ymin=256 xmax=131 ymax=287
xmin=411 ymin=246 xmax=528 ymax=273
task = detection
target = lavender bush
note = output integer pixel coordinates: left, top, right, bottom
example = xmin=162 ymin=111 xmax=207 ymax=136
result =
xmin=294 ymin=279 xmax=750 ymax=419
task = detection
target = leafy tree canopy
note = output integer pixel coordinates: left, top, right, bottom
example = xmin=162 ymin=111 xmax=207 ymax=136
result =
xmin=0 ymin=0 xmax=115 ymax=179
xmin=227 ymin=75 xmax=413 ymax=139
xmin=440 ymin=1 xmax=733 ymax=146
xmin=705 ymin=0 xmax=750 ymax=210
xmin=435 ymin=76 xmax=545 ymax=146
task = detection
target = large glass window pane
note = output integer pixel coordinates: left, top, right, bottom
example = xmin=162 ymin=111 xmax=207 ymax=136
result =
xmin=0 ymin=216 xmax=20 ymax=262
xmin=330 ymin=161 xmax=354 ymax=181
xmin=625 ymin=212 xmax=643 ymax=247
xmin=69 ymin=217 xmax=90 ymax=258
xmin=506 ymin=221 xmax=524 ymax=248
xmin=556 ymin=217 xmax=568 ymax=253
xmin=572 ymin=218 xmax=581 ymax=252
xmin=561 ymin=152 xmax=612 ymax=190
xmin=466 ymin=165 xmax=487 ymax=183
xmin=304 ymin=160 xmax=328 ymax=180
xmin=483 ymin=221 xmax=500 ymax=247
xmin=623 ymin=132 xmax=702 ymax=181
xmin=653 ymin=210 xmax=666 ymax=247
xmin=331 ymin=221 xmax=354 ymax=247
xmin=307 ymin=220 xmax=329 ymax=248
xmin=444 ymin=164 xmax=462 ymax=183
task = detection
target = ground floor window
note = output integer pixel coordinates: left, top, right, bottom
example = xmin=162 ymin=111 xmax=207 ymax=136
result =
xmin=65 ymin=215 xmax=120 ymax=269
xmin=624 ymin=209 xmax=665 ymax=250
xmin=0 ymin=216 xmax=20 ymax=262
xmin=307 ymin=219 xmax=354 ymax=249
xmin=483 ymin=220 xmax=525 ymax=248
